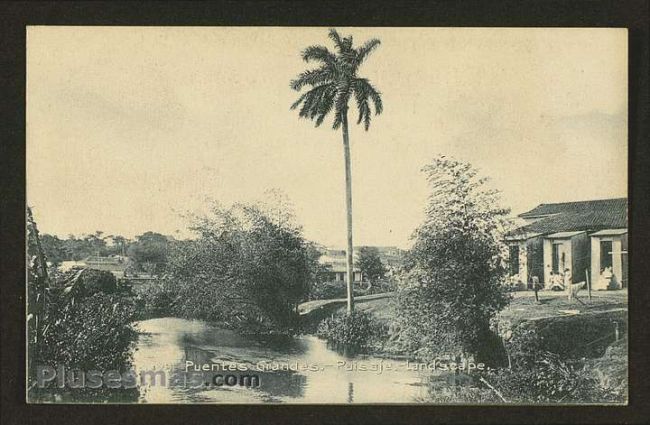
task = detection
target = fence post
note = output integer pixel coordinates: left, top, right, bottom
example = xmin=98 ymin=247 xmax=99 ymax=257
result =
xmin=585 ymin=269 xmax=591 ymax=301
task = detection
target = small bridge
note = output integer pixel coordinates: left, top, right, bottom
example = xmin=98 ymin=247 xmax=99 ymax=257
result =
xmin=298 ymin=292 xmax=395 ymax=316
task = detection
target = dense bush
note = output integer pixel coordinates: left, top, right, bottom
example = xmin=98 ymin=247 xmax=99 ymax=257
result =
xmin=478 ymin=324 xmax=626 ymax=403
xmin=309 ymin=280 xmax=348 ymax=300
xmin=522 ymin=312 xmax=627 ymax=359
xmin=586 ymin=338 xmax=628 ymax=401
xmin=308 ymin=280 xmax=371 ymax=300
xmin=394 ymin=157 xmax=511 ymax=364
xmin=34 ymin=291 xmax=138 ymax=371
xmin=163 ymin=201 xmax=316 ymax=334
xmin=316 ymin=311 xmax=387 ymax=351
xmin=28 ymin=211 xmax=139 ymax=402
xmin=28 ymin=270 xmax=134 ymax=397
xmin=127 ymin=231 xmax=170 ymax=275
xmin=484 ymin=352 xmax=621 ymax=403
xmin=482 ymin=355 xmax=618 ymax=403
xmin=364 ymin=278 xmax=398 ymax=295
xmin=422 ymin=386 xmax=501 ymax=404
xmin=77 ymin=269 xmax=118 ymax=295
xmin=28 ymin=282 xmax=139 ymax=401
xmin=136 ymin=282 xmax=176 ymax=318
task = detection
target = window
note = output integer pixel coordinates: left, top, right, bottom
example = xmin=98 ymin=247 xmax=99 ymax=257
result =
xmin=509 ymin=244 xmax=519 ymax=276
xmin=600 ymin=240 xmax=613 ymax=271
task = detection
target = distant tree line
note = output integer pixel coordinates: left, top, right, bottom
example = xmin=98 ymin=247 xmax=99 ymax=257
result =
xmin=38 ymin=230 xmax=172 ymax=274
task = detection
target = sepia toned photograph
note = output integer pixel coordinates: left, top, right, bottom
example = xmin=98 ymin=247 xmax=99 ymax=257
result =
xmin=25 ymin=26 xmax=628 ymax=404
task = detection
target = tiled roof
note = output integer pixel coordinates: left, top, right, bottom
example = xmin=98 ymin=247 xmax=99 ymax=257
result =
xmin=546 ymin=231 xmax=586 ymax=239
xmin=591 ymin=229 xmax=628 ymax=236
xmin=508 ymin=198 xmax=627 ymax=237
xmin=519 ymin=198 xmax=627 ymax=219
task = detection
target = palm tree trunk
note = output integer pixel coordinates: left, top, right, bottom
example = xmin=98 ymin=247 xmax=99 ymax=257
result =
xmin=341 ymin=109 xmax=355 ymax=314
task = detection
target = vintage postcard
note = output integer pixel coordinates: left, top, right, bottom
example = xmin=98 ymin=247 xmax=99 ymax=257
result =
xmin=26 ymin=26 xmax=628 ymax=404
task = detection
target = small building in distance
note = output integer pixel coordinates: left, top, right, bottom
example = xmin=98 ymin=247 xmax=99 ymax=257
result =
xmin=317 ymin=245 xmax=406 ymax=283
xmin=80 ymin=255 xmax=129 ymax=278
xmin=505 ymin=198 xmax=627 ymax=290
xmin=318 ymin=248 xmax=363 ymax=283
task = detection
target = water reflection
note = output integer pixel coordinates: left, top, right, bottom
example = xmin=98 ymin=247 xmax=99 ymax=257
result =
xmin=133 ymin=317 xmax=437 ymax=403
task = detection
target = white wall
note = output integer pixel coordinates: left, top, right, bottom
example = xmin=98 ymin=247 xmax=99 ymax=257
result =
xmin=590 ymin=237 xmax=602 ymax=289
xmin=591 ymin=235 xmax=624 ymax=290
xmin=543 ymin=239 xmax=552 ymax=285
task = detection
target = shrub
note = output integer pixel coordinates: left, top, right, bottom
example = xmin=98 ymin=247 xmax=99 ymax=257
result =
xmin=309 ymin=280 xmax=369 ymax=300
xmin=482 ymin=351 xmax=621 ymax=403
xmin=365 ymin=278 xmax=397 ymax=295
xmin=28 ymin=267 xmax=138 ymax=401
xmin=27 ymin=212 xmax=138 ymax=402
xmin=29 ymin=289 xmax=139 ymax=402
xmin=136 ymin=282 xmax=176 ymax=318
xmin=586 ymin=338 xmax=628 ymax=401
xmin=77 ymin=269 xmax=118 ymax=295
xmin=479 ymin=324 xmax=626 ymax=403
xmin=316 ymin=311 xmax=387 ymax=351
xmin=164 ymin=201 xmax=314 ymax=334
xmin=504 ymin=311 xmax=628 ymax=361
xmin=422 ymin=386 xmax=502 ymax=404
xmin=309 ymin=280 xmax=347 ymax=300
xmin=394 ymin=157 xmax=512 ymax=364
xmin=35 ymin=291 xmax=138 ymax=371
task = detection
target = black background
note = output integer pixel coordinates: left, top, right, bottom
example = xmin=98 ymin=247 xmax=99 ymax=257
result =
xmin=1 ymin=1 xmax=648 ymax=424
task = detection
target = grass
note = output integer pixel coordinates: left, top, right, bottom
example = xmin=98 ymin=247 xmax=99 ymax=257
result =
xmin=349 ymin=296 xmax=395 ymax=322
xmin=500 ymin=290 xmax=627 ymax=325
xmin=304 ymin=289 xmax=627 ymax=327
xmin=298 ymin=292 xmax=395 ymax=332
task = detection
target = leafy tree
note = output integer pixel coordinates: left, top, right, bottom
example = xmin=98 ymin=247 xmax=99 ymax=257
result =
xmin=164 ymin=201 xmax=316 ymax=333
xmin=58 ymin=232 xmax=108 ymax=261
xmin=357 ymin=246 xmax=387 ymax=284
xmin=104 ymin=234 xmax=131 ymax=256
xmin=291 ymin=28 xmax=383 ymax=314
xmin=39 ymin=234 xmax=66 ymax=266
xmin=84 ymin=231 xmax=109 ymax=256
xmin=395 ymin=156 xmax=512 ymax=364
xmin=316 ymin=310 xmax=387 ymax=353
xmin=127 ymin=232 xmax=170 ymax=275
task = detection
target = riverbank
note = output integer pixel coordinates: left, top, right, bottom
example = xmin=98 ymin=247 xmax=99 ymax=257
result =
xmin=300 ymin=289 xmax=628 ymax=328
xmin=299 ymin=289 xmax=628 ymax=402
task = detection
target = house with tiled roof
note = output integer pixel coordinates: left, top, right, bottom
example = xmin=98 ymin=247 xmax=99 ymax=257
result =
xmin=505 ymin=198 xmax=627 ymax=290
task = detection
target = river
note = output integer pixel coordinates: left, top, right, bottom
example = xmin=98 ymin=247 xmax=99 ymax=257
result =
xmin=132 ymin=317 xmax=447 ymax=403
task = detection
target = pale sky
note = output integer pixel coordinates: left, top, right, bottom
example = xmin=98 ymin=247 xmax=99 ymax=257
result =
xmin=26 ymin=27 xmax=627 ymax=248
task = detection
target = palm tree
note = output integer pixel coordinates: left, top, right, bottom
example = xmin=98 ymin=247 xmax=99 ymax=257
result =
xmin=290 ymin=29 xmax=383 ymax=314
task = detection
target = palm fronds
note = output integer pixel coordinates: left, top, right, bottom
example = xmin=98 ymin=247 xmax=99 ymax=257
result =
xmin=355 ymin=38 xmax=381 ymax=65
xmin=290 ymin=66 xmax=334 ymax=91
xmin=291 ymin=29 xmax=383 ymax=131
xmin=301 ymin=45 xmax=336 ymax=66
